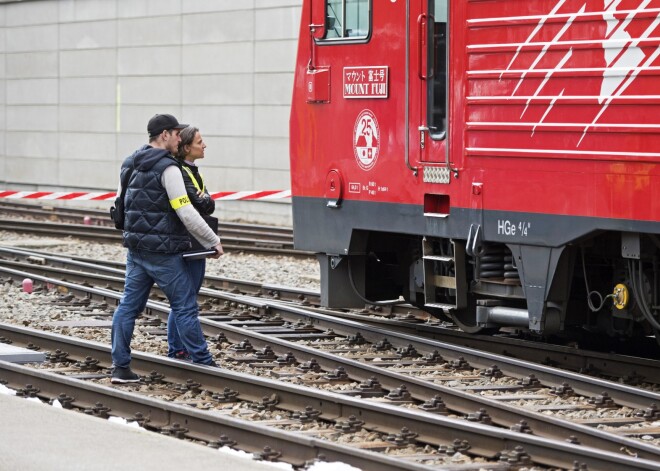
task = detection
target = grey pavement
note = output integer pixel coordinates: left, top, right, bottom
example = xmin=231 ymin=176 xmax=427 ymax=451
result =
xmin=0 ymin=392 xmax=282 ymax=471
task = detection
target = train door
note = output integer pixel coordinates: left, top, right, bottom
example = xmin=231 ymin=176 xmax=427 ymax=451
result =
xmin=410 ymin=0 xmax=448 ymax=167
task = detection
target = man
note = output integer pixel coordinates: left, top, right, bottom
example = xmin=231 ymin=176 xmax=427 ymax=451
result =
xmin=110 ymin=113 xmax=223 ymax=384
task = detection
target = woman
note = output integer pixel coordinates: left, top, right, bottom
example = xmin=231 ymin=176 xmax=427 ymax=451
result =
xmin=168 ymin=125 xmax=219 ymax=361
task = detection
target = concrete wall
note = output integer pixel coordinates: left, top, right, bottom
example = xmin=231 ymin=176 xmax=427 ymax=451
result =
xmin=0 ymin=0 xmax=302 ymax=225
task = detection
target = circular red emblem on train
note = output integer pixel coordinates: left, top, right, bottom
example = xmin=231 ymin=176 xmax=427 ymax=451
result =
xmin=353 ymin=109 xmax=380 ymax=171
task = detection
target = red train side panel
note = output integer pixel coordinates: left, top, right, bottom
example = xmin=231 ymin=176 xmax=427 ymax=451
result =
xmin=290 ymin=0 xmax=660 ymax=338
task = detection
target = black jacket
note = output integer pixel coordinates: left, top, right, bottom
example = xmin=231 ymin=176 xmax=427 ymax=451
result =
xmin=180 ymin=161 xmax=218 ymax=250
xmin=180 ymin=161 xmax=215 ymax=215
xmin=122 ymin=146 xmax=191 ymax=253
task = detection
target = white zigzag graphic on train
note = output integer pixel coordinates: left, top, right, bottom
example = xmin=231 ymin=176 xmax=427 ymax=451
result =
xmin=505 ymin=0 xmax=660 ymax=146
xmin=580 ymin=0 xmax=660 ymax=144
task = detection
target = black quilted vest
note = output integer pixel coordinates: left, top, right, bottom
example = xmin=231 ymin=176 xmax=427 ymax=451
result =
xmin=122 ymin=154 xmax=191 ymax=253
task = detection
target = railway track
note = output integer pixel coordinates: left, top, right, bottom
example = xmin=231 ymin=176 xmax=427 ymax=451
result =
xmin=1 ymin=245 xmax=656 ymax=386
xmin=1 ymin=324 xmax=657 ymax=471
xmin=1 ymin=339 xmax=460 ymax=471
xmin=1 ymin=251 xmax=659 ymax=469
xmin=0 ymin=201 xmax=307 ymax=257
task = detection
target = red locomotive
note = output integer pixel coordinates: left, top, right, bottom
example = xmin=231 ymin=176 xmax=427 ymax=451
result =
xmin=289 ymin=0 xmax=660 ymax=340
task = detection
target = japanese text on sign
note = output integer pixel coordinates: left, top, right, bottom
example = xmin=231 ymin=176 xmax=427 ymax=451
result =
xmin=343 ymin=66 xmax=389 ymax=99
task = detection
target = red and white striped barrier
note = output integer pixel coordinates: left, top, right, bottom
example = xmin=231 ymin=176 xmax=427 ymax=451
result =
xmin=0 ymin=190 xmax=291 ymax=201
xmin=0 ymin=191 xmax=117 ymax=201
xmin=209 ymin=190 xmax=291 ymax=201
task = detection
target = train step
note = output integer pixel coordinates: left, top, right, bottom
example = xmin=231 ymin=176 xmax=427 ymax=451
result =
xmin=422 ymin=237 xmax=467 ymax=310
xmin=424 ymin=303 xmax=456 ymax=311
xmin=422 ymin=255 xmax=453 ymax=262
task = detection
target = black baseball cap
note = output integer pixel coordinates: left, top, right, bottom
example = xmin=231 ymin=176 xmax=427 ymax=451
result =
xmin=147 ymin=114 xmax=188 ymax=137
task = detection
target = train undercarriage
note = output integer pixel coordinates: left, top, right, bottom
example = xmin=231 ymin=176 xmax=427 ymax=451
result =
xmin=318 ymin=230 xmax=660 ymax=341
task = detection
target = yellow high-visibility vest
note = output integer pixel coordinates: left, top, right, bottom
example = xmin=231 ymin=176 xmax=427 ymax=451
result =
xmin=182 ymin=165 xmax=205 ymax=193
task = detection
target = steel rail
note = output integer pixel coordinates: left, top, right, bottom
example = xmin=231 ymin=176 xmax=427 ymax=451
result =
xmin=0 ymin=213 xmax=293 ymax=243
xmin=0 ymin=246 xmax=318 ymax=303
xmin=0 ymin=219 xmax=309 ymax=256
xmin=0 ymin=248 xmax=657 ymax=399
xmin=4 ymin=244 xmax=657 ymax=389
xmin=1 ymin=247 xmax=656 ymax=406
xmin=0 ymin=201 xmax=295 ymax=239
xmin=0 ymin=264 xmax=659 ymax=463
xmin=209 ymin=293 xmax=660 ymax=407
xmin=0 ymin=361 xmax=432 ymax=471
xmin=0 ymin=329 xmax=656 ymax=471
xmin=3 ymin=244 xmax=321 ymax=302
xmin=296 ymin=305 xmax=660 ymax=383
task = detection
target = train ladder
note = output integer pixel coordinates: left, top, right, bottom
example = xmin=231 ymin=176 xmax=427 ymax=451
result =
xmin=422 ymin=237 xmax=467 ymax=312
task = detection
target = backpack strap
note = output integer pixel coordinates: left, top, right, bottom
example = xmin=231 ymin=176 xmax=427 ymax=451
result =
xmin=120 ymin=165 xmax=134 ymax=196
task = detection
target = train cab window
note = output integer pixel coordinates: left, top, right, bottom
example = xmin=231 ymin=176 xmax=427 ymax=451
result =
xmin=428 ymin=0 xmax=447 ymax=138
xmin=325 ymin=0 xmax=370 ymax=39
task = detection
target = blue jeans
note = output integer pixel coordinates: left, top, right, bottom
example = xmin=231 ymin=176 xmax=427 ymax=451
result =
xmin=167 ymin=258 xmax=206 ymax=357
xmin=111 ymin=250 xmax=212 ymax=367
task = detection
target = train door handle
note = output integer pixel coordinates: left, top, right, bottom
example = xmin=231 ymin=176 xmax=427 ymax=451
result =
xmin=419 ymin=125 xmax=428 ymax=149
xmin=417 ymin=14 xmax=435 ymax=80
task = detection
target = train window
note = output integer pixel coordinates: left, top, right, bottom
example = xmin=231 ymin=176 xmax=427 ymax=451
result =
xmin=325 ymin=0 xmax=370 ymax=39
xmin=428 ymin=0 xmax=447 ymax=138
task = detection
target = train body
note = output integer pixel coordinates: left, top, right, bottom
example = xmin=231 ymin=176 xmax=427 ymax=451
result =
xmin=289 ymin=0 xmax=660 ymax=339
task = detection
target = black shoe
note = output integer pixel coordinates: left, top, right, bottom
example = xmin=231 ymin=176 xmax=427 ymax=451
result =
xmin=111 ymin=366 xmax=141 ymax=384
xmin=197 ymin=360 xmax=218 ymax=367
xmin=173 ymin=350 xmax=192 ymax=363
